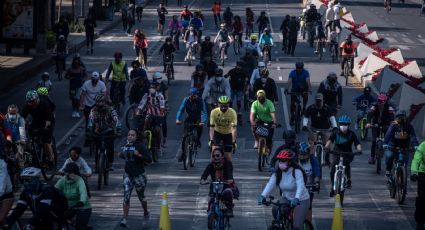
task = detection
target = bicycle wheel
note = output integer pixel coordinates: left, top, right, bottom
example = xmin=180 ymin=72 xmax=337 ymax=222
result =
xmin=208 ymin=211 xmax=218 ymax=230
xmin=166 ymin=65 xmax=172 ymax=85
xmin=315 ymin=145 xmax=323 ymax=178
xmin=375 ymin=140 xmax=383 ymax=174
xmin=396 ymin=166 xmax=407 ymax=204
xmin=335 ymin=171 xmax=343 ymax=195
xmin=224 ymin=216 xmax=231 ymax=230
xmin=264 ymin=49 xmax=269 ymax=64
xmin=125 ymin=104 xmax=139 ymax=130
xmin=97 ymin=151 xmax=105 ymax=190
xmin=220 ymin=47 xmax=225 ymax=67
xmin=294 ymin=105 xmax=301 ymax=133
xmin=389 ymin=174 xmax=396 ymax=198
xmin=344 ymin=62 xmax=350 ymax=86
xmin=233 ymin=38 xmax=238 ymax=55
xmin=359 ymin=119 xmax=368 ymax=140
xmin=318 ymin=42 xmax=323 ymax=60
xmin=183 ymin=137 xmax=190 ymax=170
xmin=190 ymin=136 xmax=197 ymax=167
xmin=40 ymin=149 xmax=56 ymax=181
xmin=258 ymin=138 xmax=266 ymax=171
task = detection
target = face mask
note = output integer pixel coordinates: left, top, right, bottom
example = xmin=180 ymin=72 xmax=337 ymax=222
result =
xmin=23 ymin=179 xmax=41 ymax=194
xmin=328 ymin=79 xmax=336 ymax=84
xmin=7 ymin=114 xmax=18 ymax=123
xmin=215 ymin=77 xmax=223 ymax=82
xmin=339 ymin=125 xmax=348 ymax=132
xmin=149 ymin=88 xmax=156 ymax=94
xmin=278 ymin=161 xmax=288 ymax=171
xmin=259 ymin=98 xmax=266 ymax=103
xmin=261 ymin=77 xmax=267 ymax=83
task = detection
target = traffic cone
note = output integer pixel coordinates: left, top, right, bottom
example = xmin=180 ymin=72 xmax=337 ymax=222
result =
xmin=159 ymin=192 xmax=171 ymax=230
xmin=331 ymin=194 xmax=344 ymax=230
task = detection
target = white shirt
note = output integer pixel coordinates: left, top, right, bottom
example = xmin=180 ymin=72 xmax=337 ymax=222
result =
xmin=0 ymin=159 xmax=13 ymax=197
xmin=59 ymin=157 xmax=92 ymax=176
xmin=325 ymin=7 xmax=335 ymax=22
xmin=261 ymin=167 xmax=310 ymax=201
xmin=333 ymin=4 xmax=341 ymax=20
xmin=81 ymin=80 xmax=106 ymax=107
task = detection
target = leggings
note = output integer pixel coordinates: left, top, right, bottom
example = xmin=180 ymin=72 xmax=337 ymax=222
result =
xmin=272 ymin=198 xmax=310 ymax=230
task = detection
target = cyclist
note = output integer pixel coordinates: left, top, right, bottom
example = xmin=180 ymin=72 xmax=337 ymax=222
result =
xmin=245 ymin=8 xmax=255 ymax=39
xmin=352 ymin=86 xmax=375 ymax=130
xmin=270 ymin=130 xmax=299 ymax=169
xmin=183 ymin=25 xmax=199 ymax=62
xmin=53 ymin=16 xmax=70 ymax=41
xmin=287 ymin=62 xmax=312 ymax=125
xmin=152 ymin=73 xmax=169 ymax=146
xmin=202 ymin=68 xmax=231 ymax=103
xmin=79 ymin=71 xmax=107 ymax=128
xmin=135 ymin=0 xmax=144 ymax=22
xmin=212 ymin=1 xmax=221 ymax=28
xmin=256 ymin=11 xmax=270 ymax=35
xmin=130 ymin=60 xmax=148 ymax=81
xmin=119 ymin=129 xmax=152 ymax=227
xmin=34 ymin=87 xmax=55 ymax=118
xmin=168 ymin=15 xmax=182 ymax=50
xmin=129 ymin=72 xmax=149 ymax=105
xmin=189 ymin=12 xmax=204 ymax=43
xmin=249 ymin=61 xmax=266 ymax=88
xmin=200 ymin=148 xmax=235 ymax=218
xmin=314 ymin=20 xmax=326 ymax=55
xmin=55 ymin=162 xmax=91 ymax=230
xmin=0 ymin=152 xmax=13 ymax=226
xmin=180 ymin=5 xmax=193 ymax=33
xmin=36 ymin=72 xmax=53 ymax=94
xmin=83 ymin=12 xmax=96 ymax=54
xmin=325 ymin=115 xmax=362 ymax=197
xmin=287 ymin=16 xmax=300 ymax=56
xmin=200 ymin=36 xmax=215 ymax=62
xmin=317 ymin=72 xmax=342 ymax=115
xmin=366 ymin=93 xmax=395 ymax=164
xmin=333 ymin=1 xmax=342 ymax=32
xmin=87 ymin=94 xmax=121 ymax=170
xmin=134 ymin=30 xmax=148 ymax=67
xmin=65 ymin=56 xmax=87 ymax=118
xmin=156 ymin=3 xmax=168 ymax=35
xmin=259 ymin=28 xmax=274 ymax=64
xmin=279 ymin=15 xmax=290 ymax=53
xmin=54 ymin=35 xmax=67 ymax=77
xmin=105 ymin=51 xmax=129 ymax=107
xmin=228 ymin=61 xmax=249 ymax=121
xmin=4 ymin=105 xmax=27 ymax=169
xmin=223 ymin=7 xmax=234 ymax=29
xmin=250 ymin=90 xmax=277 ymax=152
xmin=328 ymin=28 xmax=339 ymax=57
xmin=191 ymin=64 xmax=208 ymax=96
xmin=176 ymin=88 xmax=208 ymax=160
xmin=411 ymin=140 xmax=425 ymax=230
xmin=297 ymin=142 xmax=320 ymax=223
xmin=5 ymin=167 xmax=68 ymax=229
xmin=232 ymin=15 xmax=244 ymax=53
xmin=209 ymin=96 xmax=237 ymax=161
xmin=305 ymin=4 xmax=321 ymax=46
xmin=214 ymin=23 xmax=233 ymax=60
xmin=22 ymin=90 xmax=55 ymax=166
xmin=339 ymin=34 xmax=357 ymax=76
xmin=383 ymin=110 xmax=419 ymax=177
xmin=253 ymin=69 xmax=279 ymax=103
xmin=258 ymin=150 xmax=310 ymax=230
xmin=159 ymin=37 xmax=176 ymax=79
xmin=299 ymin=9 xmax=307 ymax=40
xmin=325 ymin=2 xmax=335 ymax=37
xmin=245 ymin=34 xmax=262 ymax=58
xmin=59 ymin=146 xmax=92 ymax=178
xmin=240 ymin=50 xmax=257 ymax=81
xmin=302 ymin=93 xmax=337 ymax=153
xmin=201 ymin=55 xmax=219 ymax=80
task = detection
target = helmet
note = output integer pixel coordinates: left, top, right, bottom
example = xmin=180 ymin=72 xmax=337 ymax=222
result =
xmin=215 ymin=68 xmax=224 ymax=76
xmin=26 ymin=90 xmax=39 ymax=102
xmin=220 ymin=23 xmax=226 ymax=27
xmin=295 ymin=62 xmax=304 ymax=69
xmin=310 ymin=4 xmax=316 ymax=8
xmin=250 ymin=34 xmax=257 ymax=40
xmin=264 ymin=27 xmax=270 ymax=32
xmin=41 ymin=72 xmax=50 ymax=79
xmin=114 ymin=51 xmax=123 ymax=59
xmin=58 ymin=35 xmax=65 ymax=40
xmin=94 ymin=94 xmax=105 ymax=104
xmin=189 ymin=87 xmax=198 ymax=95
xmin=165 ymin=36 xmax=172 ymax=42
xmin=299 ymin=142 xmax=311 ymax=154
xmin=260 ymin=68 xmax=269 ymax=77
xmin=327 ymin=72 xmax=338 ymax=80
xmin=276 ymin=149 xmax=294 ymax=161
xmin=395 ymin=110 xmax=407 ymax=118
xmin=153 ymin=72 xmax=162 ymax=80
xmin=364 ymin=86 xmax=371 ymax=94
xmin=36 ymin=87 xmax=49 ymax=96
xmin=205 ymin=36 xmax=211 ymax=41
xmin=196 ymin=64 xmax=204 ymax=71
xmin=20 ymin=167 xmax=41 ymax=178
xmin=258 ymin=61 xmax=266 ymax=68
xmin=338 ymin=115 xmax=352 ymax=124
xmin=256 ymin=90 xmax=266 ymax=97
xmin=282 ymin=130 xmax=296 ymax=140
xmin=218 ymin=96 xmax=230 ymax=104
xmin=377 ymin=93 xmax=388 ymax=102
xmin=63 ymin=162 xmax=80 ymax=174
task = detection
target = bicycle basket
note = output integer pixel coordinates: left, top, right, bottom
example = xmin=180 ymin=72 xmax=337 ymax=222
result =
xmin=255 ymin=125 xmax=269 ymax=138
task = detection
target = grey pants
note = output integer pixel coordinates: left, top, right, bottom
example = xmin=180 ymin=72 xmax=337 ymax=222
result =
xmin=272 ymin=198 xmax=310 ymax=230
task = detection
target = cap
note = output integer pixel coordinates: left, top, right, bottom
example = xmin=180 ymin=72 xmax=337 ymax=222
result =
xmin=92 ymin=71 xmax=100 ymax=79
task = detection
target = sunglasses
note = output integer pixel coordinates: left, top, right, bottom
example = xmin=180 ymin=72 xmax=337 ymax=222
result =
xmin=213 ymin=154 xmax=222 ymax=158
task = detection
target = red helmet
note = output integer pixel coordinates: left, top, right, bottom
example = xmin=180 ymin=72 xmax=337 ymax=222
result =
xmin=377 ymin=93 xmax=388 ymax=102
xmin=276 ymin=149 xmax=294 ymax=161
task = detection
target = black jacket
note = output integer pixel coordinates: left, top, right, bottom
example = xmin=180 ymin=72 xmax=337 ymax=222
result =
xmin=253 ymin=78 xmax=279 ymax=102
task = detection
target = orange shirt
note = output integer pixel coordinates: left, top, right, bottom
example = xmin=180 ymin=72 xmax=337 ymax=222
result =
xmin=212 ymin=4 xmax=221 ymax=14
xmin=340 ymin=40 xmax=357 ymax=56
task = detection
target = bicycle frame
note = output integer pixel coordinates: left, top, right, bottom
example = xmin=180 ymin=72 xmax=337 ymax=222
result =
xmin=313 ymin=130 xmax=325 ymax=167
xmin=333 ymin=154 xmax=346 ymax=194
xmin=205 ymin=181 xmax=231 ymax=230
xmin=286 ymin=92 xmax=304 ymax=133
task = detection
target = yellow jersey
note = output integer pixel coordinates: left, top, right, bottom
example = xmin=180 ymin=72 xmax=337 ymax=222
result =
xmin=210 ymin=108 xmax=237 ymax=134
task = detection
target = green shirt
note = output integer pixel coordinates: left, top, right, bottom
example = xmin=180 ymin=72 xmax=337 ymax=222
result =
xmin=251 ymin=99 xmax=275 ymax=123
xmin=411 ymin=141 xmax=425 ymax=174
xmin=55 ymin=175 xmax=91 ymax=209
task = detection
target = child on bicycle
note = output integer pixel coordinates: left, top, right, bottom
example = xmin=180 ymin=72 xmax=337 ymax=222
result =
xmin=352 ymin=86 xmax=375 ymax=130
xmin=36 ymin=72 xmax=53 ymax=94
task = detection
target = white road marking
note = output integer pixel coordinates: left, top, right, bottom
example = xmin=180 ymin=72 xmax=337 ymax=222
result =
xmin=279 ymin=76 xmax=282 ymax=81
xmin=418 ymin=35 xmax=423 ymax=38
xmin=418 ymin=38 xmax=425 ymax=44
xmin=277 ymin=66 xmax=281 ymax=70
xmin=385 ymin=37 xmax=398 ymax=43
xmin=401 ymin=38 xmax=414 ymax=44
xmin=280 ymin=88 xmax=291 ymax=130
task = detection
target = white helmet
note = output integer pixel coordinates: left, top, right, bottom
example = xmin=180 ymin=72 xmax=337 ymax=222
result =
xmin=153 ymin=72 xmax=162 ymax=80
xmin=20 ymin=167 xmax=41 ymax=178
xmin=258 ymin=61 xmax=266 ymax=68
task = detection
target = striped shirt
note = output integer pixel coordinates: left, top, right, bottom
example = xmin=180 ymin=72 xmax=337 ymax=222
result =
xmin=138 ymin=92 xmax=165 ymax=116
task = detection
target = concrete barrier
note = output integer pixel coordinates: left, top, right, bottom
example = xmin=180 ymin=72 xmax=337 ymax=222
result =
xmin=391 ymin=82 xmax=425 ymax=111
xmin=372 ymin=66 xmax=407 ymax=93
xmin=360 ymin=53 xmax=390 ymax=78
xmin=399 ymin=61 xmax=423 ymax=78
xmin=385 ymin=49 xmax=404 ymax=64
xmin=410 ymin=105 xmax=425 ymax=137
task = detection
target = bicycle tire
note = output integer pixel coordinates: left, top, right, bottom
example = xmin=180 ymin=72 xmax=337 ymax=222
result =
xmin=344 ymin=62 xmax=350 ymax=86
xmin=315 ymin=145 xmax=323 ymax=178
xmin=166 ymin=65 xmax=172 ymax=85
xmin=104 ymin=165 xmax=109 ymax=186
xmin=190 ymin=135 xmax=197 ymax=167
xmin=396 ymin=166 xmax=407 ymax=204
xmin=40 ymin=149 xmax=56 ymax=182
xmin=258 ymin=138 xmax=266 ymax=171
xmin=97 ymin=150 xmax=105 ymax=190
xmin=375 ymin=140 xmax=383 ymax=174
xmin=183 ymin=137 xmax=190 ymax=170
xmin=208 ymin=211 xmax=217 ymax=230
xmin=224 ymin=216 xmax=231 ymax=230
xmin=389 ymin=174 xmax=396 ymax=198
xmin=359 ymin=119 xmax=368 ymax=140
xmin=125 ymin=104 xmax=139 ymax=130
xmin=221 ymin=46 xmax=225 ymax=67
xmin=294 ymin=105 xmax=301 ymax=133
xmin=318 ymin=42 xmax=323 ymax=60
xmin=335 ymin=170 xmax=343 ymax=195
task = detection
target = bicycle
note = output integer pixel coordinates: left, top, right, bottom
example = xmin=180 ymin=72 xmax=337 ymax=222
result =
xmin=27 ymin=129 xmax=57 ymax=181
xmin=328 ymin=150 xmax=361 ymax=206
xmin=307 ymin=128 xmax=327 ymax=178
xmin=353 ymin=106 xmax=368 ymax=141
xmin=87 ymin=129 xmax=118 ymax=190
xmin=219 ymin=42 xmax=228 ymax=67
xmin=171 ymin=29 xmax=180 ymax=50
xmin=285 ymin=92 xmax=305 ymax=133
xmin=138 ymin=48 xmax=145 ymax=68
xmin=262 ymin=195 xmax=314 ymax=230
xmin=200 ymin=181 xmax=232 ymax=230
xmin=262 ymin=44 xmax=272 ymax=66
xmin=181 ymin=123 xmax=200 ymax=170
xmin=372 ymin=125 xmax=385 ymax=174
xmin=186 ymin=41 xmax=195 ymax=66
xmin=164 ymin=54 xmax=173 ymax=85
xmin=386 ymin=146 xmax=409 ymax=204
xmin=110 ymin=81 xmax=125 ymax=113
xmin=143 ymin=115 xmax=162 ymax=163
xmin=233 ymin=33 xmax=241 ymax=55
xmin=246 ymin=21 xmax=254 ymax=39
xmin=316 ymin=39 xmax=325 ymax=60
xmin=343 ymin=56 xmax=354 ymax=86
xmin=300 ymin=20 xmax=306 ymax=40
xmin=255 ymin=123 xmax=281 ymax=171
xmin=329 ymin=41 xmax=338 ymax=63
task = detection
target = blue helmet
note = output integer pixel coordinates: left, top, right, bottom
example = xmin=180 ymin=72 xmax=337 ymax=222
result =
xmin=299 ymin=142 xmax=311 ymax=154
xmin=338 ymin=115 xmax=352 ymax=124
xmin=189 ymin=87 xmax=198 ymax=95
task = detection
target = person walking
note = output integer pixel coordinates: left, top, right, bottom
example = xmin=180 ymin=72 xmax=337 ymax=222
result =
xmin=287 ymin=16 xmax=300 ymax=56
xmin=84 ymin=12 xmax=96 ymax=54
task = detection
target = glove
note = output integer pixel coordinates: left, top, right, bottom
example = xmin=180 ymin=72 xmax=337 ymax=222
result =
xmin=257 ymin=195 xmax=266 ymax=205
xmin=302 ymin=126 xmax=308 ymax=131
xmin=383 ymin=144 xmax=389 ymax=150
xmin=290 ymin=198 xmax=300 ymax=208
xmin=410 ymin=174 xmax=418 ymax=182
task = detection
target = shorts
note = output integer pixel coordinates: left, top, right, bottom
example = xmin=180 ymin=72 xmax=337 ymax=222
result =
xmin=123 ymin=173 xmax=147 ymax=205
xmin=213 ymin=131 xmax=233 ymax=152
xmin=231 ymin=90 xmax=244 ymax=102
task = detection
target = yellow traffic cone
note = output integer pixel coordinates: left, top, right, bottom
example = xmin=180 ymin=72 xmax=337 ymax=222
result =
xmin=159 ymin=192 xmax=171 ymax=230
xmin=331 ymin=194 xmax=344 ymax=230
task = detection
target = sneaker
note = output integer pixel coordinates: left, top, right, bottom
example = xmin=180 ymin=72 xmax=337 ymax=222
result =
xmin=329 ymin=190 xmax=335 ymax=197
xmin=253 ymin=141 xmax=258 ymax=149
xmin=314 ymin=50 xmax=319 ymax=54
xmin=120 ymin=218 xmax=128 ymax=228
xmin=368 ymin=157 xmax=375 ymax=165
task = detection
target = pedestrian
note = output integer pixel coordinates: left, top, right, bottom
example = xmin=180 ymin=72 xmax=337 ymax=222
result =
xmin=411 ymin=141 xmax=425 ymax=230
xmin=84 ymin=12 xmax=96 ymax=54
xmin=279 ymin=15 xmax=290 ymax=53
xmin=135 ymin=0 xmax=145 ymax=22
xmin=333 ymin=0 xmax=342 ymax=33
xmin=122 ymin=4 xmax=129 ymax=32
xmin=119 ymin=129 xmax=152 ymax=228
xmin=212 ymin=1 xmax=221 ymax=28
xmin=53 ymin=15 xmax=69 ymax=41
xmin=157 ymin=3 xmax=168 ymax=35
xmin=325 ymin=2 xmax=335 ymax=38
xmin=64 ymin=56 xmax=88 ymax=118
xmin=287 ymin=16 xmax=300 ymax=56
xmin=126 ymin=4 xmax=135 ymax=36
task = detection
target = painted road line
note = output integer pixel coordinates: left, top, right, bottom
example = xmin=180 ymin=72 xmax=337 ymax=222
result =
xmin=385 ymin=37 xmax=398 ymax=43
xmin=401 ymin=38 xmax=414 ymax=44
xmin=280 ymin=88 xmax=292 ymax=130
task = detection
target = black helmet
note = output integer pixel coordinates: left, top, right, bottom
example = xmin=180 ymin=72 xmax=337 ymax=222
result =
xmin=215 ymin=68 xmax=223 ymax=76
xmin=196 ymin=64 xmax=204 ymax=71
xmin=236 ymin=61 xmax=244 ymax=66
xmin=282 ymin=130 xmax=296 ymax=140
xmin=205 ymin=36 xmax=211 ymax=41
xmin=364 ymin=86 xmax=371 ymax=94
xmin=165 ymin=36 xmax=172 ymax=42
xmin=395 ymin=110 xmax=407 ymax=118
xmin=295 ymin=62 xmax=304 ymax=69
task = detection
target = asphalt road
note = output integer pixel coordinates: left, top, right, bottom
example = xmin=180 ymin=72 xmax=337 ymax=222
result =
xmin=0 ymin=0 xmax=421 ymax=229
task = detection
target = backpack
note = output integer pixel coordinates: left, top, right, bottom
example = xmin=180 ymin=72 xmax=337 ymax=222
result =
xmin=292 ymin=163 xmax=308 ymax=184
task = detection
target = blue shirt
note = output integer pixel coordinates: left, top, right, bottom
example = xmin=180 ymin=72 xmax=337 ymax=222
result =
xmin=289 ymin=69 xmax=310 ymax=92
xmin=352 ymin=94 xmax=376 ymax=112
xmin=189 ymin=17 xmax=203 ymax=30
xmin=259 ymin=33 xmax=273 ymax=45
xmin=176 ymin=97 xmax=208 ymax=124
